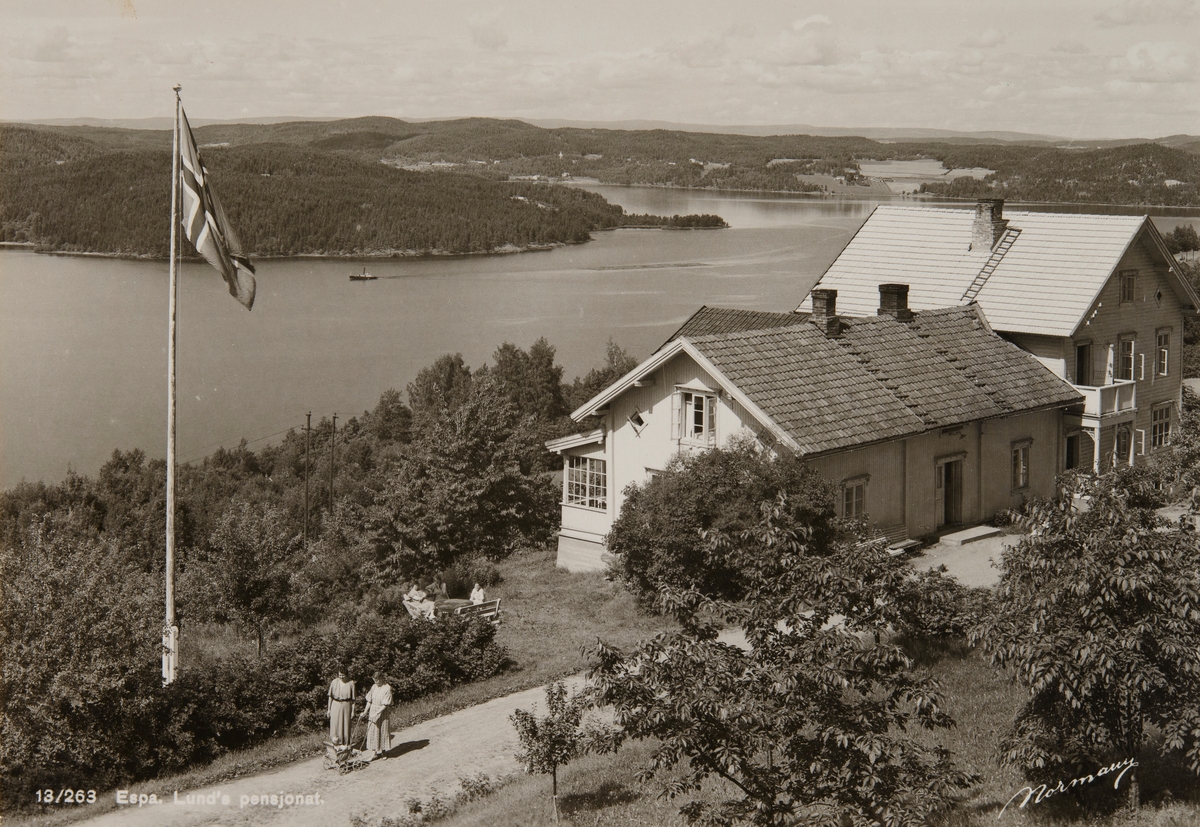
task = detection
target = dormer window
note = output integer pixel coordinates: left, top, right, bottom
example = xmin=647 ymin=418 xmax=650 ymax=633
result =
xmin=673 ymin=386 xmax=717 ymax=446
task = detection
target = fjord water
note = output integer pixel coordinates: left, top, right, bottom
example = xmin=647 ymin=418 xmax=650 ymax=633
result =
xmin=0 ymin=188 xmax=1194 ymax=488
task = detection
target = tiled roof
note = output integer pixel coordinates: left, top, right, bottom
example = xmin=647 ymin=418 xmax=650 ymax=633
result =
xmin=682 ymin=306 xmax=1082 ymax=456
xmin=665 ymin=306 xmax=808 ymax=346
xmin=796 ymin=206 xmax=1157 ymax=337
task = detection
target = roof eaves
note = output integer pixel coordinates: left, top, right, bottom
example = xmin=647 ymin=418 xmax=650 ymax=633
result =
xmin=570 ymin=339 xmax=685 ymax=420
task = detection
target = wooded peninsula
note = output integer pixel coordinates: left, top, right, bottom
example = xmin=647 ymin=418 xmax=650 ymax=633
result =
xmin=1 ymin=116 xmax=1197 ymax=258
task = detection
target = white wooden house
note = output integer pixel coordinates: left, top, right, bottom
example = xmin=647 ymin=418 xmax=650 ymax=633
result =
xmin=797 ymin=200 xmax=1200 ymax=472
xmin=548 ymin=286 xmax=1083 ymax=572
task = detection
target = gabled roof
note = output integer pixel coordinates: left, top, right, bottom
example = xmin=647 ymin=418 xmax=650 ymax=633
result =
xmin=573 ymin=304 xmax=1083 ymax=458
xmin=796 ymin=206 xmax=1199 ymax=337
xmin=663 ymin=306 xmax=809 ymax=346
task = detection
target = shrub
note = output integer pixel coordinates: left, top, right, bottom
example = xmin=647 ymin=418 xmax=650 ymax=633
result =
xmin=2 ymin=518 xmax=508 ymax=810
xmin=606 ymin=439 xmax=838 ymax=602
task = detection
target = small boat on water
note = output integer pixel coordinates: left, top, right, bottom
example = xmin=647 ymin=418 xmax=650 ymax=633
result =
xmin=349 ymin=267 xmax=377 ymax=281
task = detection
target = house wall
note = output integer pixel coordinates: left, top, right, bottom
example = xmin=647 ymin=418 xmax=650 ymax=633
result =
xmin=808 ymin=441 xmax=906 ymax=532
xmin=556 ymin=351 xmax=757 ymax=571
xmin=1005 ymin=333 xmax=1068 ymax=379
xmin=979 ymin=410 xmax=1062 ymax=514
xmin=1069 ymin=233 xmax=1184 ymax=466
xmin=557 ymin=357 xmax=1068 ymax=570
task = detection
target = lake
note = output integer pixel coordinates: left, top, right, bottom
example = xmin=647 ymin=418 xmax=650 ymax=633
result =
xmin=1 ymin=188 xmax=1197 ymax=488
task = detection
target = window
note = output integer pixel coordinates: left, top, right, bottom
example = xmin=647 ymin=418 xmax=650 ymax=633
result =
xmin=566 ymin=456 xmax=607 ymax=510
xmin=1117 ymin=337 xmax=1135 ymax=382
xmin=1120 ymin=271 xmax=1136 ymax=304
xmin=1011 ymin=442 xmax=1030 ymax=491
xmin=1157 ymin=331 xmax=1170 ymax=377
xmin=1115 ymin=428 xmax=1131 ymax=466
xmin=676 ymin=391 xmax=716 ymax=445
xmin=1065 ymin=433 xmax=1080 ymax=470
xmin=628 ymin=407 xmax=647 ymax=435
xmin=1152 ymin=404 xmax=1172 ymax=449
xmin=842 ymin=478 xmax=867 ymax=519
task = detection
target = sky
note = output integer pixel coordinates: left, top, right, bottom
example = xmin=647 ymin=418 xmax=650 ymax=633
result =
xmin=1 ymin=0 xmax=1197 ymax=140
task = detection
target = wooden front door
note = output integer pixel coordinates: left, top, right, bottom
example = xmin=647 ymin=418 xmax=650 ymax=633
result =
xmin=936 ymin=459 xmax=963 ymax=528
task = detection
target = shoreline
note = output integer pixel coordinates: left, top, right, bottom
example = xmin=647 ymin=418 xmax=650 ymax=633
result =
xmin=16 ymin=240 xmax=577 ymax=263
xmin=4 ymin=225 xmax=725 ymax=262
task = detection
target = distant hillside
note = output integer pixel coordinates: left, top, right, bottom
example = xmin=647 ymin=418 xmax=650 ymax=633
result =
xmin=918 ymin=143 xmax=1200 ymax=206
xmin=3 ymin=117 xmax=1199 ymax=260
xmin=521 ymin=118 xmax=1067 ymax=144
xmin=0 ymin=123 xmax=725 ymax=258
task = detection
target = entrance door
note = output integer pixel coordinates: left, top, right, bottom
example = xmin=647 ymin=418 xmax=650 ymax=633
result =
xmin=935 ymin=459 xmax=963 ymax=528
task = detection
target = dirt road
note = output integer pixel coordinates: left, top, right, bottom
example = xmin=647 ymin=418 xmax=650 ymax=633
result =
xmin=74 ymin=677 xmax=587 ymax=827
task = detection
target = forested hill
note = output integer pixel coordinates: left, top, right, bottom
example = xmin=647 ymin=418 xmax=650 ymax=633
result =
xmin=0 ymin=123 xmax=725 ymax=258
xmin=2 ymin=116 xmax=1198 ymax=258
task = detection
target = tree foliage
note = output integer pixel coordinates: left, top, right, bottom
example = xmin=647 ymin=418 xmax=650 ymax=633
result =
xmin=606 ymin=440 xmax=841 ymax=602
xmin=510 ymin=681 xmax=612 ymax=821
xmin=970 ymin=469 xmax=1200 ymax=810
xmin=591 ymin=494 xmax=976 ymax=827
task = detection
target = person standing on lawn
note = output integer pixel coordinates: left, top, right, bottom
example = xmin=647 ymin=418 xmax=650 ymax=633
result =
xmin=361 ymin=671 xmax=394 ymax=759
xmin=327 ymin=667 xmax=356 ymax=745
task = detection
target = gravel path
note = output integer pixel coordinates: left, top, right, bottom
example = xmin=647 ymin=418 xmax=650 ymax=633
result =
xmin=75 ymin=677 xmax=586 ymax=827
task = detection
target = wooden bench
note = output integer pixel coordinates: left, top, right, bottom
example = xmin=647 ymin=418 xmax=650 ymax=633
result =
xmin=454 ymin=598 xmax=501 ymax=625
xmin=880 ymin=524 xmax=921 ymax=557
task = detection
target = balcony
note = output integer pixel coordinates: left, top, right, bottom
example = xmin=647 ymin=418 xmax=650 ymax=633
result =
xmin=1075 ymin=380 xmax=1136 ymax=419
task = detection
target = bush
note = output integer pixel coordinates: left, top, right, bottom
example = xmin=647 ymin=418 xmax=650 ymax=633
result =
xmin=440 ymin=557 xmax=503 ymax=599
xmin=1 ymin=520 xmax=508 ymax=810
xmin=606 ymin=439 xmax=839 ymax=602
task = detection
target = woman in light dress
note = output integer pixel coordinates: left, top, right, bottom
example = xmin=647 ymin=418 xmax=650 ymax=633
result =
xmin=360 ymin=671 xmax=394 ymax=759
xmin=327 ymin=667 xmax=356 ymax=745
xmin=470 ymin=583 xmax=486 ymax=605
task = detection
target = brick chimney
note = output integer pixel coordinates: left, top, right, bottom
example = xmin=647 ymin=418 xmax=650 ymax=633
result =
xmin=971 ymin=199 xmax=1008 ymax=252
xmin=878 ymin=283 xmax=914 ymax=322
xmin=810 ymin=288 xmax=840 ymax=337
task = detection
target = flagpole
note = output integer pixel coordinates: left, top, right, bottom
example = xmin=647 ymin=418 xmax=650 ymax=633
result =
xmin=164 ymin=84 xmax=182 ymax=686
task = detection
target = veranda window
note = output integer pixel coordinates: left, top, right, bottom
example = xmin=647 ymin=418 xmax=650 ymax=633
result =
xmin=566 ymin=456 xmax=607 ymax=510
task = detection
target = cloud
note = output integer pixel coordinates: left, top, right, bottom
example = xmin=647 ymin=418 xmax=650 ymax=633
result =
xmin=469 ymin=16 xmax=508 ymax=51
xmin=791 ymin=15 xmax=831 ymax=34
xmin=1051 ymin=40 xmax=1091 ymax=54
xmin=1095 ymin=0 xmax=1197 ymax=27
xmin=1112 ymin=41 xmax=1196 ymax=82
xmin=961 ymin=28 xmax=1005 ymax=48
xmin=7 ymin=25 xmax=74 ymax=62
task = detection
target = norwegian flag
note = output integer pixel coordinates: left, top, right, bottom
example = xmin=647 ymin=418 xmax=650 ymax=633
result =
xmin=178 ymin=108 xmax=256 ymax=310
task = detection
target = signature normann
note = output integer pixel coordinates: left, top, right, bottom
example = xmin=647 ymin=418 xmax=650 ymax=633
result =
xmin=998 ymin=757 xmax=1138 ymax=819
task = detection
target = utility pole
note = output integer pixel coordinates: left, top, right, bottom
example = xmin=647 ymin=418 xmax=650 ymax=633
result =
xmin=329 ymin=414 xmax=337 ymax=516
xmin=303 ymin=412 xmax=311 ymax=548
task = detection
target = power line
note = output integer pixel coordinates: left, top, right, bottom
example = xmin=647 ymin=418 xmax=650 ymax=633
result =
xmin=178 ymin=413 xmax=349 ymax=465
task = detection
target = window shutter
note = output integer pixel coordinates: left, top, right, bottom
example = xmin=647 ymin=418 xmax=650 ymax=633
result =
xmin=671 ymin=391 xmax=682 ymax=440
xmin=706 ymin=396 xmax=717 ymax=445
xmin=1136 ymin=429 xmax=1145 ymax=456
xmin=1138 ymin=352 xmax=1144 ymax=381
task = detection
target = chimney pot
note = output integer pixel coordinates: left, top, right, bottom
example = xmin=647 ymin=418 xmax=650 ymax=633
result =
xmin=811 ymin=288 xmax=840 ymax=337
xmin=971 ymin=198 xmax=1008 ymax=252
xmin=878 ymin=283 xmax=914 ymax=322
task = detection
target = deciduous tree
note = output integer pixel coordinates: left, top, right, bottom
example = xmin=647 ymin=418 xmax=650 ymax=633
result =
xmin=591 ymin=496 xmax=976 ymax=826
xmin=970 ymin=469 xmax=1200 ymax=810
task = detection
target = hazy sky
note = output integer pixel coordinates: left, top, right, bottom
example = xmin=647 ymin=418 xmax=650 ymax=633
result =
xmin=1 ymin=0 xmax=1197 ymax=139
